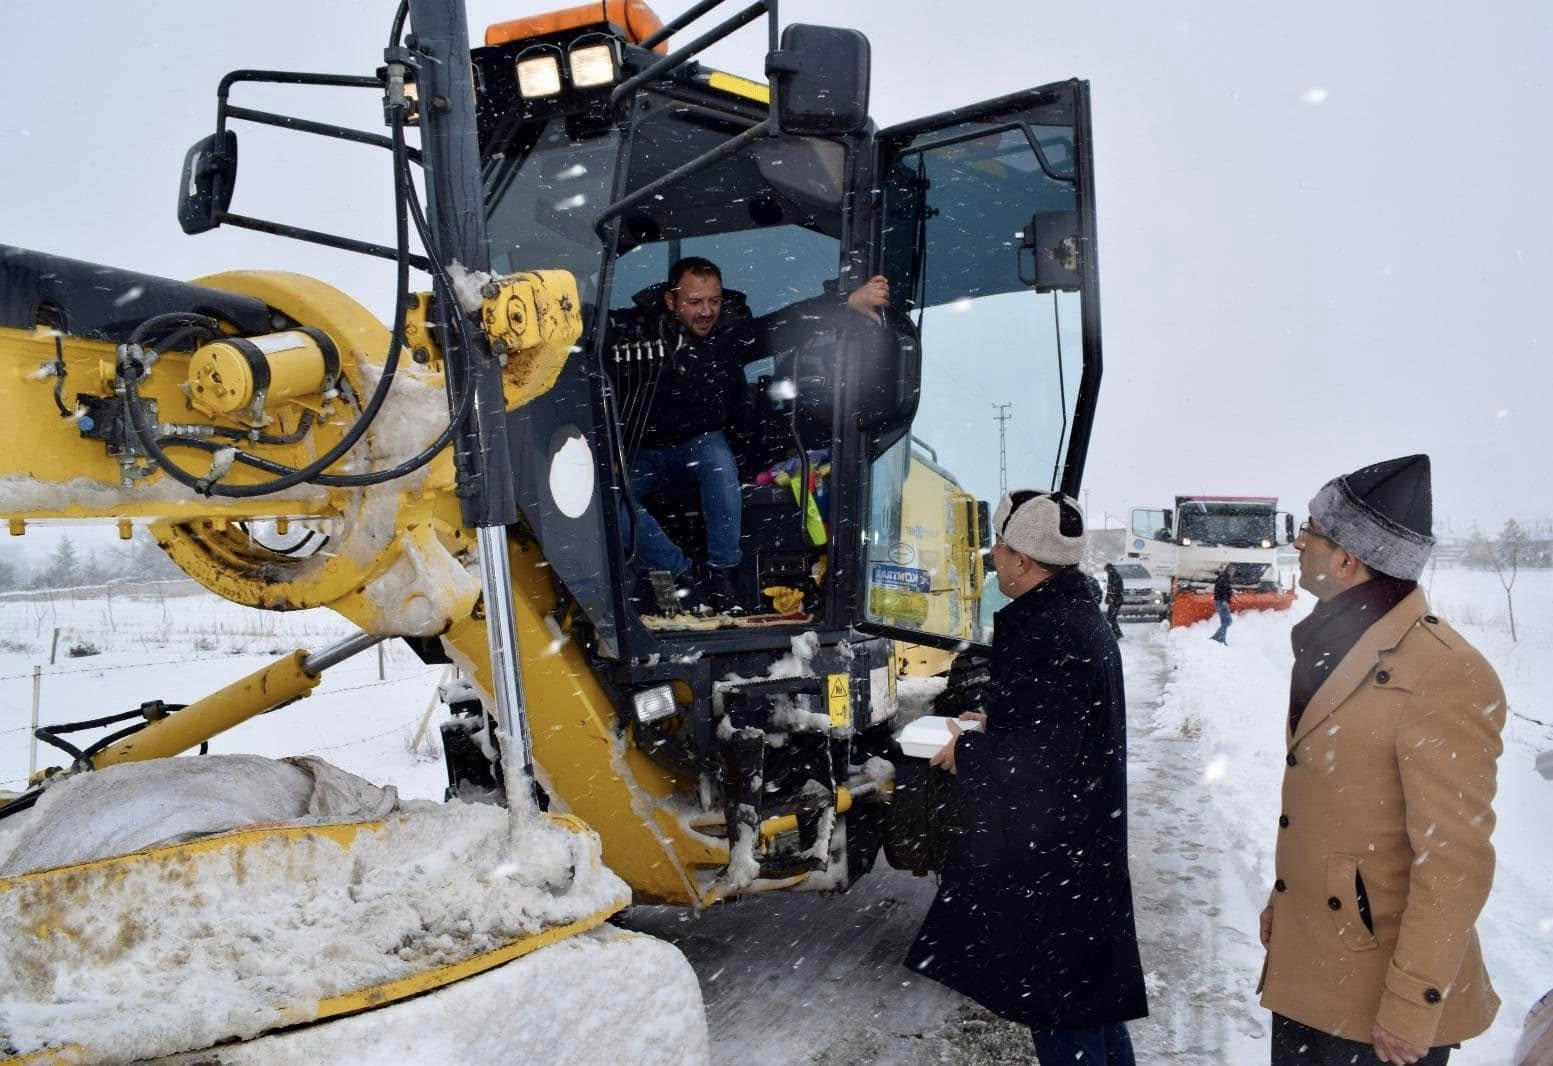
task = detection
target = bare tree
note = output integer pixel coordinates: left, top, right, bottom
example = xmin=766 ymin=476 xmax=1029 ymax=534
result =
xmin=1487 ymin=518 xmax=1527 ymax=642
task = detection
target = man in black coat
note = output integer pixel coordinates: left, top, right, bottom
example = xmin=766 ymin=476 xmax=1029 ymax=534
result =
xmin=608 ymin=257 xmax=757 ymax=613
xmin=1104 ymin=562 xmax=1125 ymax=639
xmin=908 ymin=488 xmax=1147 ymax=1065
xmin=610 ymin=258 xmax=892 ymax=613
xmin=1211 ymin=565 xmax=1234 ymax=644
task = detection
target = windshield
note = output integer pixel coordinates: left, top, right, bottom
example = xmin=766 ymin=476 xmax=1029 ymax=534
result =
xmin=1115 ymin=564 xmax=1151 ymax=580
xmin=483 ymin=118 xmax=619 ymax=316
xmin=1176 ymin=506 xmax=1276 ymax=547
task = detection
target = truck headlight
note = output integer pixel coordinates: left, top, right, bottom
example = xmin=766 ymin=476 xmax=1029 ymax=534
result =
xmin=1180 ymin=537 xmax=1193 ymax=546
xmin=568 ymin=42 xmax=618 ymax=88
xmin=516 ymin=53 xmax=563 ymax=98
xmin=632 ymin=684 xmax=677 ymax=725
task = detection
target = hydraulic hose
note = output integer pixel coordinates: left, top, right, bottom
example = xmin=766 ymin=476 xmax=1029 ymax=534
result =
xmin=121 ymin=109 xmax=418 ymax=497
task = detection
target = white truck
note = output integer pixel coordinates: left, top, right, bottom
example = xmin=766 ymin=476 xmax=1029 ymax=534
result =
xmin=1126 ymin=495 xmax=1297 ymax=626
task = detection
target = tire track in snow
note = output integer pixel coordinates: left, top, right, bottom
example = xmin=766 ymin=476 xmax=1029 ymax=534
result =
xmin=1122 ymin=625 xmax=1267 ymax=1061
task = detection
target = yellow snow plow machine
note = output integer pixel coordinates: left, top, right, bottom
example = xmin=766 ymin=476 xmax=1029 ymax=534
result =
xmin=1 ymin=0 xmax=1108 ymax=1058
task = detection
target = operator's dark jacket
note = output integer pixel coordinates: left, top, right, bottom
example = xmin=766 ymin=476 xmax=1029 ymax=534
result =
xmin=1214 ymin=568 xmax=1233 ymax=605
xmin=607 ymin=284 xmax=758 ymax=450
xmin=906 ymin=568 xmax=1148 ymax=1029
xmin=1105 ymin=563 xmax=1124 ymax=608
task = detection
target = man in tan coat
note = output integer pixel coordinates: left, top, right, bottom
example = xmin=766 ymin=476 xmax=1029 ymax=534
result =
xmin=1259 ymin=455 xmax=1506 ymax=1066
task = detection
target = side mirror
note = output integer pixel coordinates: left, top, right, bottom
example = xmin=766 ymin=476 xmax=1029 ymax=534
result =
xmin=976 ymin=500 xmax=991 ymax=551
xmin=177 ymin=131 xmax=238 ymax=235
xmin=769 ymin=25 xmax=870 ymax=137
xmin=1018 ymin=210 xmax=1082 ymax=292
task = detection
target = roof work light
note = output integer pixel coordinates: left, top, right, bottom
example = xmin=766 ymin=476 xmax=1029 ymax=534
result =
xmin=516 ymin=49 xmax=563 ymax=98
xmin=568 ymin=39 xmax=619 ymax=88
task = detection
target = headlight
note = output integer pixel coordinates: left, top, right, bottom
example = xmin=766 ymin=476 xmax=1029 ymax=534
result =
xmin=632 ymin=684 xmax=677 ymax=725
xmin=516 ymin=54 xmax=563 ymax=98
xmin=1180 ymin=537 xmax=1193 ymax=546
xmin=568 ymin=42 xmax=618 ymax=88
xmin=1260 ymin=538 xmax=1272 ymax=548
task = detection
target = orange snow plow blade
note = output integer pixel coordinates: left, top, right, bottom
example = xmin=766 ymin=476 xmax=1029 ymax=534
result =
xmin=1169 ymin=590 xmax=1296 ymax=628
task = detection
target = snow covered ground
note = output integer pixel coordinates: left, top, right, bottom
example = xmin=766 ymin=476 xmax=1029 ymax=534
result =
xmin=1 ymin=567 xmax=1548 ymax=1062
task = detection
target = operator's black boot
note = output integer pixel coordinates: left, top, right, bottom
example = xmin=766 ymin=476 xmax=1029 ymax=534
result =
xmin=646 ymin=568 xmax=707 ymax=615
xmin=704 ymin=564 xmax=746 ymax=616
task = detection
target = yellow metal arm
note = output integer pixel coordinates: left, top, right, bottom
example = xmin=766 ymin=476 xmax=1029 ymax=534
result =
xmin=92 ymin=650 xmax=320 ymax=767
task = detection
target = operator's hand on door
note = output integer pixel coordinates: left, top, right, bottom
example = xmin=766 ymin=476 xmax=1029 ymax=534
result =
xmin=930 ymin=718 xmax=962 ymax=774
xmin=846 ymin=275 xmax=891 ymax=324
xmin=1370 ymin=1023 xmax=1428 ymax=1065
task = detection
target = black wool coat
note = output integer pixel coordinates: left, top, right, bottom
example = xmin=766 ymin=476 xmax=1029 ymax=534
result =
xmin=905 ymin=569 xmax=1148 ymax=1030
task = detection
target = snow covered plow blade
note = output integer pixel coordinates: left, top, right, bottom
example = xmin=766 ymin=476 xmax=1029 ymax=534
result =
xmin=1168 ymin=588 xmax=1296 ymax=628
xmin=0 ymin=757 xmax=706 ymax=1064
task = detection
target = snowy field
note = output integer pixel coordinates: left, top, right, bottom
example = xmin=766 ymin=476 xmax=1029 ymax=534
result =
xmin=0 ymin=582 xmax=452 ymax=801
xmin=1 ymin=567 xmax=1549 ymax=1062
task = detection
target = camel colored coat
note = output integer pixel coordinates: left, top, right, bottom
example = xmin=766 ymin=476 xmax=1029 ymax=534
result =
xmin=1259 ymin=588 xmax=1505 ymax=1048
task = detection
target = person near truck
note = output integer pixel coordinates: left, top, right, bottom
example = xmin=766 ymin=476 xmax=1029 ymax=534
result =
xmin=1104 ymin=561 xmax=1125 ymax=639
xmin=909 ymin=489 xmax=1147 ymax=1065
xmin=1259 ymin=454 xmax=1506 ymax=1065
xmin=1210 ymin=565 xmax=1233 ymax=643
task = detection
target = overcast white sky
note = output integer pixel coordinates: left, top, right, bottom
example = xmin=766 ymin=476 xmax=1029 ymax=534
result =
xmin=4 ymin=1 xmax=1550 ymax=566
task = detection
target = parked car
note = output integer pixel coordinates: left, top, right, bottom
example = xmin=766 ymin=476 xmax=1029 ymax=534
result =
xmin=1109 ymin=562 xmax=1169 ymax=622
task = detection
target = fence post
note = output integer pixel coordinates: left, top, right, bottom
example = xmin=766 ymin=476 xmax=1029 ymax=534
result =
xmin=409 ymin=665 xmax=453 ymax=757
xmin=378 ymin=642 xmax=386 ymax=681
xmin=49 ymin=627 xmax=61 ymax=666
xmin=29 ymin=666 xmax=42 ymax=779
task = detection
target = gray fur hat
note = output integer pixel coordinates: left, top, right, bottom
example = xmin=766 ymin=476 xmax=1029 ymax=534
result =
xmin=993 ymin=489 xmax=1086 ymax=567
xmin=1308 ymin=454 xmax=1435 ymax=580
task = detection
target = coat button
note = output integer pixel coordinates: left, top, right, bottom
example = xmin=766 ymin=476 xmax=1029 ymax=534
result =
xmin=1274 ymin=879 xmax=1287 ymax=892
xmin=1279 ymin=815 xmax=1290 ymax=828
xmin=1425 ymin=988 xmax=1442 ymax=1004
xmin=1424 ymin=614 xmax=1439 ymax=624
xmin=1328 ymin=896 xmax=1341 ymax=910
xmin=1286 ymin=752 xmax=1298 ymax=767
xmin=1376 ymin=670 xmax=1391 ymax=684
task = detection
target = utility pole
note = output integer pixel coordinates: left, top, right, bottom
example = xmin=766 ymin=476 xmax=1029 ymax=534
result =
xmin=992 ymin=403 xmax=1013 ymax=496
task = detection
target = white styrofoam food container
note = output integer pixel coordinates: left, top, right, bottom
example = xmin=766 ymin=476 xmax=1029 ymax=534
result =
xmin=896 ymin=715 xmax=985 ymax=759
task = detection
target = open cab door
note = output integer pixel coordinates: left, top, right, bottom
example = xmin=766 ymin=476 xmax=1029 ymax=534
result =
xmin=855 ymin=80 xmax=1102 ymax=652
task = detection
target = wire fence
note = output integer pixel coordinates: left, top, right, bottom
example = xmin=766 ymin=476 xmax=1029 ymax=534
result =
xmin=0 ymin=665 xmax=450 ymax=792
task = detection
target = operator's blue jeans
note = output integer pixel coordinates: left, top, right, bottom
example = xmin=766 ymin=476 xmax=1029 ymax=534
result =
xmin=1212 ymin=601 xmax=1232 ymax=643
xmin=623 ymin=430 xmax=742 ymax=576
xmin=1030 ymin=1023 xmax=1135 ymax=1065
